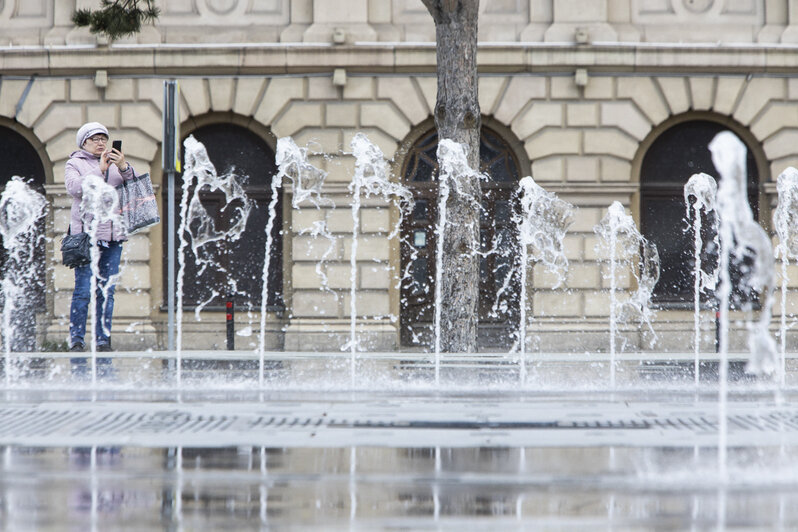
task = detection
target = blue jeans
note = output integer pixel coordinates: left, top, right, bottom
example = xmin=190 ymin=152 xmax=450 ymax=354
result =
xmin=69 ymin=241 xmax=123 ymax=351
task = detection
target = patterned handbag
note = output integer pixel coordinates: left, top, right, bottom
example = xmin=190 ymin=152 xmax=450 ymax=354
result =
xmin=116 ymin=172 xmax=160 ymax=235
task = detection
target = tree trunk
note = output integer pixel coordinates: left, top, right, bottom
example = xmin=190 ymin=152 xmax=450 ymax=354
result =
xmin=423 ymin=0 xmax=481 ymax=352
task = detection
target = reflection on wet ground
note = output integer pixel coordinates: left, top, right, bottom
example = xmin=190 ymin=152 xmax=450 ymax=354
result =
xmin=3 ymin=444 xmax=798 ymax=530
xmin=1 ymin=354 xmax=798 ymax=529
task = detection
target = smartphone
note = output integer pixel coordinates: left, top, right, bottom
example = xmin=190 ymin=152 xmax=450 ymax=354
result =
xmin=112 ymin=140 xmax=122 ymax=152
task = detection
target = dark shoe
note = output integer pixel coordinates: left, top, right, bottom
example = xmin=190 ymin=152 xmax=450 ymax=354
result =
xmin=97 ymin=343 xmax=112 ymax=352
xmin=70 ymin=343 xmax=85 ymax=352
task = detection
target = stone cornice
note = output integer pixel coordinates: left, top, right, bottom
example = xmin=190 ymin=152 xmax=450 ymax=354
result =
xmin=2 ymin=42 xmax=798 ymax=76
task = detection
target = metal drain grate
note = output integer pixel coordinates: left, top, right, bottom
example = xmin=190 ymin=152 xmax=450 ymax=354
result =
xmin=729 ymin=412 xmax=798 ymax=432
xmin=1 ymin=404 xmax=798 ymax=448
xmin=0 ymin=410 xmax=328 ymax=437
xmin=339 ymin=420 xmax=652 ymax=430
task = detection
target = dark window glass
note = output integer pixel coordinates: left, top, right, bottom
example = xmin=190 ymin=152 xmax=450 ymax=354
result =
xmin=412 ymin=257 xmax=428 ymax=295
xmin=413 ymin=200 xmax=428 ymax=221
xmin=163 ymin=124 xmax=283 ymax=311
xmin=0 ymin=126 xmax=47 ymax=350
xmin=495 ymin=200 xmax=511 ymax=224
xmin=640 ymin=120 xmax=759 ymax=305
xmin=400 ymin=127 xmax=522 ymax=348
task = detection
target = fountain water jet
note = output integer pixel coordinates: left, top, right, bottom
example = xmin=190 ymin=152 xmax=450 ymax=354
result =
xmin=177 ymin=136 xmax=253 ymax=385
xmin=514 ymin=176 xmax=575 ymax=380
xmin=0 ymin=177 xmax=47 ymax=382
xmin=684 ymin=173 xmax=719 ymax=385
xmin=347 ymin=133 xmax=413 ymax=385
xmin=709 ymin=132 xmax=776 ymax=377
xmin=709 ymin=130 xmax=776 ymax=483
xmin=272 ymin=137 xmax=336 ymax=360
xmin=278 ymin=137 xmax=336 ymax=295
xmin=594 ymin=201 xmax=660 ymax=387
xmin=433 ymin=139 xmax=483 ymax=383
xmin=432 ymin=156 xmax=450 ymax=383
xmin=774 ymin=166 xmax=798 ymax=386
xmin=256 ymin=158 xmax=283 ymax=388
xmin=80 ymin=174 xmax=123 ymax=385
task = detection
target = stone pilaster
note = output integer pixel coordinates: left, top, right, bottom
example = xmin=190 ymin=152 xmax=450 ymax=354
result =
xmin=780 ymin=0 xmax=798 ymax=41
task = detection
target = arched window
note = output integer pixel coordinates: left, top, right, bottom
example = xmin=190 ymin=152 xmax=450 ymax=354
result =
xmin=640 ymin=119 xmax=759 ymax=304
xmin=400 ymin=126 xmax=522 ymax=348
xmin=164 ymin=123 xmax=283 ymax=312
xmin=0 ymin=124 xmax=47 ymax=351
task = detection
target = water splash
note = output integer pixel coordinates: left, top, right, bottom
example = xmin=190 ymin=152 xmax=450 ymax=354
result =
xmin=621 ymin=240 xmax=660 ymax=331
xmin=183 ymin=136 xmax=252 ymax=283
xmin=0 ymin=178 xmax=46 ymax=245
xmin=515 ymin=176 xmax=575 ymax=379
xmin=684 ymin=172 xmax=719 ymax=385
xmin=346 ymin=133 xmax=413 ymax=384
xmin=709 ymin=130 xmax=776 ymax=483
xmin=80 ymin=174 xmax=123 ymax=385
xmin=177 ymin=136 xmax=253 ymax=384
xmin=277 ymin=137 xmax=332 ymax=210
xmin=594 ymin=201 xmax=660 ymax=386
xmin=0 ymin=177 xmax=47 ymax=382
xmin=774 ymin=166 xmax=798 ymax=385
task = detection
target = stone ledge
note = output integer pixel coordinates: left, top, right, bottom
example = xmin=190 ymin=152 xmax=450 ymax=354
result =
xmin=5 ymin=44 xmax=798 ymax=75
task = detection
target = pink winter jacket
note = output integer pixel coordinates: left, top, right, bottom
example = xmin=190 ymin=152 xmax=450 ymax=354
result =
xmin=65 ymin=149 xmax=135 ymax=241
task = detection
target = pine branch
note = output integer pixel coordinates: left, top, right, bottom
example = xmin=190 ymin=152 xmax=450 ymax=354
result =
xmin=72 ymin=0 xmax=160 ymax=40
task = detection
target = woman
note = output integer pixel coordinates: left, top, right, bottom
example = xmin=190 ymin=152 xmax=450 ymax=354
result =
xmin=65 ymin=122 xmax=133 ymax=363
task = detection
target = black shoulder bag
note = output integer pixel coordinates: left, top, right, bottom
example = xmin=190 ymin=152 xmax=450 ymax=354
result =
xmin=61 ymin=225 xmax=91 ymax=269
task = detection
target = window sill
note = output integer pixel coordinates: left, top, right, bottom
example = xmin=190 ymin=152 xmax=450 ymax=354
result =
xmin=158 ymin=304 xmax=286 ymax=317
xmin=652 ymin=299 xmax=761 ymax=312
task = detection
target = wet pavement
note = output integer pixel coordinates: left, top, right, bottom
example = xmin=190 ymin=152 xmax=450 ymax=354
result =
xmin=1 ymin=353 xmax=798 ymax=529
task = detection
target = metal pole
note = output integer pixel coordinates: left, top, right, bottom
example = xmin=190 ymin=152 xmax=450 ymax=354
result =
xmin=226 ymin=300 xmax=234 ymax=351
xmin=167 ymin=168 xmax=176 ymax=352
xmin=163 ymin=81 xmax=179 ymax=353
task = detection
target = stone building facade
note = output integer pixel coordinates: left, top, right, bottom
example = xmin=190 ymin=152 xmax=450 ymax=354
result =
xmin=1 ymin=0 xmax=798 ymax=353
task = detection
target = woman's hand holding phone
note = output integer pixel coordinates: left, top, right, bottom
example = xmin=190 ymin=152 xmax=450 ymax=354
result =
xmin=105 ymin=140 xmax=128 ymax=172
